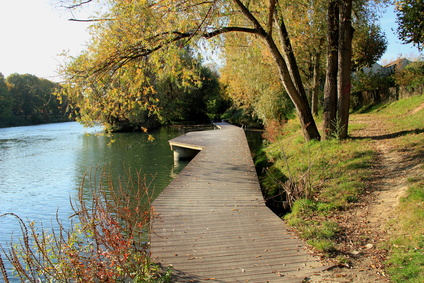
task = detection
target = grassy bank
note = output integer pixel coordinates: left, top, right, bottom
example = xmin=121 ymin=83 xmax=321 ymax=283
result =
xmin=260 ymin=94 xmax=423 ymax=281
xmin=262 ymin=120 xmax=376 ymax=254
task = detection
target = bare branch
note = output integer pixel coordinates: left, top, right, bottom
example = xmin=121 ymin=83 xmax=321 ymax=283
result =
xmin=202 ymin=26 xmax=259 ymax=38
xmin=68 ymin=18 xmax=114 ymax=22
xmin=64 ymin=0 xmax=93 ymax=9
xmin=183 ymin=0 xmax=218 ymax=45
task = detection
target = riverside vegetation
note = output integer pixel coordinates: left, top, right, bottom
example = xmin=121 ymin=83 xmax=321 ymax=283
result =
xmin=0 ymin=168 xmax=172 ymax=282
xmin=257 ymin=93 xmax=423 ymax=282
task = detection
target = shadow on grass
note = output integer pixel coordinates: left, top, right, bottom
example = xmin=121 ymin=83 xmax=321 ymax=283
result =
xmin=351 ymin=128 xmax=424 ymax=141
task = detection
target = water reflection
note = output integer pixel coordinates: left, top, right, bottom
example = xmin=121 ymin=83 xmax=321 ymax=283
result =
xmin=0 ymin=122 xmax=258 ymax=281
xmin=0 ymin=122 xmax=199 ymax=281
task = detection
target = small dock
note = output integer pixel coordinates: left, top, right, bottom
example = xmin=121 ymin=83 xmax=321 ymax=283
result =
xmin=150 ymin=123 xmax=325 ymax=282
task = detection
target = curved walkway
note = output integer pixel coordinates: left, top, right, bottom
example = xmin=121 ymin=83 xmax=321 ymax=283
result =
xmin=150 ymin=123 xmax=325 ymax=282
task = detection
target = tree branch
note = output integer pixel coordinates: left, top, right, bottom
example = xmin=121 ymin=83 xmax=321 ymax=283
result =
xmin=90 ymin=27 xmax=259 ymax=76
xmin=202 ymin=27 xmax=259 ymax=38
xmin=63 ymin=0 xmax=93 ymax=9
xmin=68 ymin=18 xmax=114 ymax=22
xmin=232 ymin=0 xmax=267 ymax=36
xmin=128 ymin=27 xmax=259 ymax=58
xmin=268 ymin=0 xmax=277 ymax=35
xmin=183 ymin=0 xmax=218 ymax=45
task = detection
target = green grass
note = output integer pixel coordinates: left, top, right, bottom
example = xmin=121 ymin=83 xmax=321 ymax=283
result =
xmin=263 ymin=119 xmax=376 ymax=254
xmin=285 ymin=200 xmax=339 ymax=252
xmin=262 ymin=94 xmax=423 ymax=262
xmin=368 ymin=94 xmax=424 ymax=130
xmin=385 ymin=179 xmax=424 ymax=283
xmin=266 ymin=135 xmax=375 ymax=209
xmin=363 ymin=94 xmax=424 ymax=282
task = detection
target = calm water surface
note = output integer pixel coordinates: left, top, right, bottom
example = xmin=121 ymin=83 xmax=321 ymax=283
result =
xmin=0 ymin=122 xmax=192 ymax=253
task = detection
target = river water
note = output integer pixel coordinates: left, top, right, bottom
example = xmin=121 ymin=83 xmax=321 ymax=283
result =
xmin=0 ymin=122 xmax=201 ymax=279
xmin=0 ymin=121 xmax=262 ymax=280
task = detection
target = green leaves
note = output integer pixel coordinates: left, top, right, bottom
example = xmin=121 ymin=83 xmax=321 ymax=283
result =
xmin=395 ymin=0 xmax=424 ymax=50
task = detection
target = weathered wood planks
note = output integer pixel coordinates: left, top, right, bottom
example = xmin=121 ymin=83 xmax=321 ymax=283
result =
xmin=150 ymin=123 xmax=325 ymax=282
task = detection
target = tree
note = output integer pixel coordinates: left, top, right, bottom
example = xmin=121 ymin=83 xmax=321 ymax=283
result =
xmin=321 ymin=0 xmax=356 ymax=140
xmin=352 ymin=22 xmax=388 ymax=70
xmin=394 ymin=59 xmax=424 ymax=90
xmin=395 ymin=0 xmax=424 ymax=50
xmin=276 ymin=0 xmax=328 ymax=117
xmin=323 ymin=0 xmax=340 ymax=139
xmin=7 ymin=74 xmax=42 ymax=119
xmin=61 ymin=0 xmax=321 ymax=140
xmin=6 ymin=73 xmax=65 ymax=123
xmin=337 ymin=0 xmax=354 ymax=140
xmin=62 ymin=0 xmax=388 ymax=140
xmin=322 ymin=0 xmax=386 ymax=139
xmin=0 ymin=73 xmax=12 ymax=120
xmin=220 ymin=32 xmax=294 ymax=124
xmin=61 ymin=39 xmax=216 ymax=131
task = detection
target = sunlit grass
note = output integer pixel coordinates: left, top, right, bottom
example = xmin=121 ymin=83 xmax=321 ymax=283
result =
xmin=369 ymin=94 xmax=424 ymax=130
xmin=262 ymin=119 xmax=375 ymax=253
xmin=385 ymin=178 xmax=424 ymax=283
xmin=264 ymin=94 xmax=423 ymax=259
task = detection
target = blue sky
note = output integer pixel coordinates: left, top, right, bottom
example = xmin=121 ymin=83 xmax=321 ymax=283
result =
xmin=0 ymin=0 xmax=421 ymax=81
xmin=378 ymin=6 xmax=422 ymax=65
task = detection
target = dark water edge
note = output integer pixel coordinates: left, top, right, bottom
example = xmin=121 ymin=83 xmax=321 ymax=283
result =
xmin=0 ymin=117 xmax=74 ymax=129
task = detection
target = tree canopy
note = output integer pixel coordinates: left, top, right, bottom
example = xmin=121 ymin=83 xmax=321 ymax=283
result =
xmin=60 ymin=0 xmax=389 ymax=139
xmin=0 ymin=73 xmax=12 ymax=121
xmin=0 ymin=73 xmax=68 ymax=126
xmin=395 ymin=0 xmax=424 ymax=50
xmin=59 ymin=1 xmax=225 ymax=131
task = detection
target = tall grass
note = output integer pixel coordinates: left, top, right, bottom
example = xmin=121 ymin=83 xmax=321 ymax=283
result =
xmin=0 ymin=168 xmax=172 ymax=282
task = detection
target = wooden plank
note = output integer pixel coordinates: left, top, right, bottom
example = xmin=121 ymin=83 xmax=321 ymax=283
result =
xmin=150 ymin=123 xmax=326 ymax=282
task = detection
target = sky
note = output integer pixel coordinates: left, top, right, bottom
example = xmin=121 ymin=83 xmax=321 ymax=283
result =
xmin=0 ymin=0 xmax=422 ymax=82
xmin=0 ymin=0 xmax=93 ymax=81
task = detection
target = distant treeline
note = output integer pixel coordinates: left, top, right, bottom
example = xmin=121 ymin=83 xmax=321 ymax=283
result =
xmin=0 ymin=73 xmax=71 ymax=128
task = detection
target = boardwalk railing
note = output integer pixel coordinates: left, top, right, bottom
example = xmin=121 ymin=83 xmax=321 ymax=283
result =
xmin=150 ymin=123 xmax=325 ymax=282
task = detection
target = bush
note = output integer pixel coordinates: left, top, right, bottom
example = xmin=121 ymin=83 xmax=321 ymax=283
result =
xmin=395 ymin=60 xmax=424 ymax=91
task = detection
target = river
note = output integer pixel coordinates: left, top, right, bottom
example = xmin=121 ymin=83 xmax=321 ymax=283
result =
xmin=0 ymin=122 xmax=205 ymax=280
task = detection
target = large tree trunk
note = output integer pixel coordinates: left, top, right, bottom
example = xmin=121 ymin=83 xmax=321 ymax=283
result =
xmin=323 ymin=0 xmax=339 ymax=139
xmin=275 ymin=18 xmax=309 ymax=103
xmin=337 ymin=0 xmax=353 ymax=139
xmin=232 ymin=0 xmax=320 ymax=141
xmin=265 ymin=36 xmax=321 ymax=141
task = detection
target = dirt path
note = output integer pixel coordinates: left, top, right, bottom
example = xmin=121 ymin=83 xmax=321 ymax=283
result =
xmin=307 ymin=112 xmax=422 ymax=282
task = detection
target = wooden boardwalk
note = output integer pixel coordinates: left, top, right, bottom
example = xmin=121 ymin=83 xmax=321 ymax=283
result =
xmin=150 ymin=123 xmax=325 ymax=282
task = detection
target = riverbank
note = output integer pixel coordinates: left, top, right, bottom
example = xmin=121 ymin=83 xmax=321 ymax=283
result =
xmin=260 ymin=94 xmax=423 ymax=282
xmin=0 ymin=116 xmax=73 ymax=129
